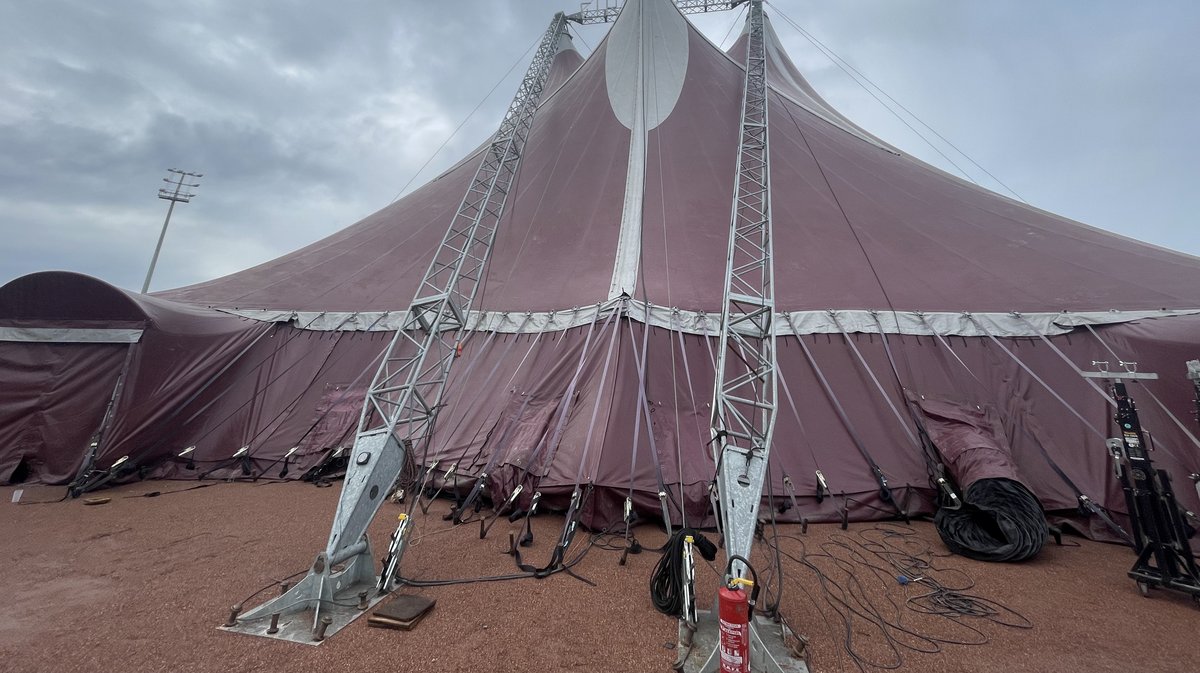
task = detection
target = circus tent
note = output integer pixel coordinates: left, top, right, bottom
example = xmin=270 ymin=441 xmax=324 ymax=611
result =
xmin=3 ymin=0 xmax=1199 ymax=544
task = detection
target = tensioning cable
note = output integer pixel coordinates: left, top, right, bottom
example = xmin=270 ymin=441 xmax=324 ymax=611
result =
xmin=786 ymin=315 xmax=904 ymax=518
xmin=512 ymin=304 xmax=626 ymax=576
xmin=475 ymin=302 xmax=621 ymax=537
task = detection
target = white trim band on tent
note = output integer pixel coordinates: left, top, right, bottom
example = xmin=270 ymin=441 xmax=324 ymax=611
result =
xmin=213 ymin=304 xmax=1200 ymax=338
xmin=0 ymin=327 xmax=144 ymax=343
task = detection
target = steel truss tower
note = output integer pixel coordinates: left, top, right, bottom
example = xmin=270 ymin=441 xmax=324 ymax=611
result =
xmin=688 ymin=4 xmax=799 ymax=670
xmin=710 ymin=0 xmax=777 ymax=580
xmin=677 ymin=4 xmax=799 ymax=671
xmin=227 ymin=13 xmax=571 ymax=643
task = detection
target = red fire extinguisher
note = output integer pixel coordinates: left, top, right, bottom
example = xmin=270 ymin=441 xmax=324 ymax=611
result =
xmin=718 ymin=581 xmax=751 ymax=673
xmin=717 ymin=555 xmax=759 ymax=673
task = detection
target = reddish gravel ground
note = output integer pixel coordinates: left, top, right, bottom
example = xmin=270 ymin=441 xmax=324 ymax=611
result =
xmin=2 ymin=479 xmax=1197 ymax=673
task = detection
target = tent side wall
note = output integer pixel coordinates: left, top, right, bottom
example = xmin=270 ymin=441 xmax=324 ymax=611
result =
xmin=0 ymin=341 xmax=128 ymax=483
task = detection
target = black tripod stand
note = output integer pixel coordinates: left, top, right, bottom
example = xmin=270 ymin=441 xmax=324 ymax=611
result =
xmin=1103 ymin=374 xmax=1200 ymax=601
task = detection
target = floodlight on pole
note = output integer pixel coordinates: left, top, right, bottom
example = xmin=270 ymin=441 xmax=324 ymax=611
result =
xmin=141 ymin=168 xmax=202 ymax=294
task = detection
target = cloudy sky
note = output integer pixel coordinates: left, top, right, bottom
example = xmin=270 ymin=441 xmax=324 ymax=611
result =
xmin=1 ymin=0 xmax=1196 ymax=293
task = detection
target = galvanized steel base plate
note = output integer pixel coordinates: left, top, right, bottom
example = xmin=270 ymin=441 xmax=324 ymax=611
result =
xmin=219 ymin=578 xmax=389 ymax=645
xmin=682 ymin=610 xmax=808 ymax=673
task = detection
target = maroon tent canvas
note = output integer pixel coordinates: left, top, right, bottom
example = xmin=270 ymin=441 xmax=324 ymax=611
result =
xmin=2 ymin=0 xmax=1198 ymax=541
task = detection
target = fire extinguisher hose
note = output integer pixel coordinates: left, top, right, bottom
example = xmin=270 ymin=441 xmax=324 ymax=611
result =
xmin=724 ymin=554 xmax=761 ymax=619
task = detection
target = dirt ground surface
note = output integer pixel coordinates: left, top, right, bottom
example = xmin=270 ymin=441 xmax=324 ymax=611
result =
xmin=2 ymin=479 xmax=1198 ymax=673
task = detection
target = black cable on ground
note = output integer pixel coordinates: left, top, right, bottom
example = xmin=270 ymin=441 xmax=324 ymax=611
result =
xmin=650 ymin=528 xmax=717 ymax=618
xmin=934 ymin=478 xmax=1047 ymax=562
xmin=399 ymin=517 xmax=615 ymax=587
xmin=236 ymin=568 xmax=309 ymax=608
xmin=765 ymin=523 xmax=1033 ymax=673
xmin=121 ymin=483 xmax=218 ymax=498
xmin=397 ymin=572 xmax=540 ymax=587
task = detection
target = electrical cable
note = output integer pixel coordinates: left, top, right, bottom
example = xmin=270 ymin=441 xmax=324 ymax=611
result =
xmin=764 ymin=523 xmax=1033 ymax=673
xmin=235 ymin=568 xmax=309 ymax=609
xmin=650 ymin=528 xmax=718 ymax=617
xmin=386 ymin=33 xmax=543 ymax=204
xmin=765 ymin=2 xmax=1026 ymax=202
xmin=718 ymin=3 xmax=750 ymax=50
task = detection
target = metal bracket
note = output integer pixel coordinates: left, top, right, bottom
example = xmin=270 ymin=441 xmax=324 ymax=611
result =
xmin=1081 ymin=361 xmax=1159 ymax=380
xmin=223 ymin=430 xmax=403 ymax=643
xmin=659 ymin=490 xmax=674 ymax=536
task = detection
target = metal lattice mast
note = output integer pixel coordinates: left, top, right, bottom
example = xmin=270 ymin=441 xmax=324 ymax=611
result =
xmin=365 ymin=12 xmax=568 ymax=457
xmin=709 ymin=0 xmax=776 ymax=578
xmin=566 ymin=0 xmax=744 ymax=24
xmin=229 ymin=13 xmax=570 ymax=642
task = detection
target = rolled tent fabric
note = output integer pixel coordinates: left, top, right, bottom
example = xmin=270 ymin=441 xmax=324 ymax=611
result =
xmin=915 ymin=396 xmax=1048 ymax=562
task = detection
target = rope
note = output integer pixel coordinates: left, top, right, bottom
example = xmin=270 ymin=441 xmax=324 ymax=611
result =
xmin=236 ymin=313 xmax=368 ymax=458
xmin=787 ymin=316 xmax=902 ymax=515
xmin=828 ymin=312 xmax=921 ymax=449
xmin=667 ymin=322 xmax=686 ymax=528
xmin=509 ymin=312 xmax=626 ymax=574
xmin=466 ymin=303 xmax=617 ymax=536
xmin=866 ymin=312 xmax=951 ymax=481
xmin=675 ymin=328 xmax=711 ymax=461
xmin=624 ymin=318 xmax=677 ymax=516
xmin=536 ymin=304 xmax=621 ymax=479
xmin=79 ymin=318 xmax=281 ymax=486
xmin=776 ymin=363 xmax=825 ymax=480
xmin=766 ymin=2 xmax=1026 ymax=201
xmin=966 ymin=315 xmax=1106 ymax=441
xmin=718 ymin=3 xmax=749 ymax=50
xmin=471 ymin=312 xmax=618 ymax=540
xmin=385 ymin=32 xmax=542 ymax=204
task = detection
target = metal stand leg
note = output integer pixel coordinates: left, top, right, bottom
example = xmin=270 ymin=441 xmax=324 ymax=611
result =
xmin=222 ymin=430 xmax=404 ymax=643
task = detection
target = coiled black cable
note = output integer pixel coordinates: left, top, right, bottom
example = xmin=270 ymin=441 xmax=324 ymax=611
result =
xmin=650 ymin=528 xmax=717 ymax=617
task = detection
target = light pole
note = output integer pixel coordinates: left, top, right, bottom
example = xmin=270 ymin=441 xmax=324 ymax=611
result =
xmin=142 ymin=168 xmax=202 ymax=294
